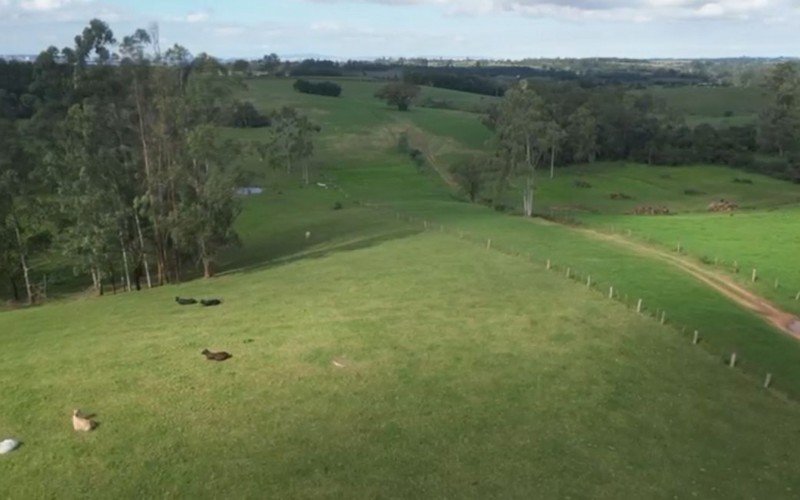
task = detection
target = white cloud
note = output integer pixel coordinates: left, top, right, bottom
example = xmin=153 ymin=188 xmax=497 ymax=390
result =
xmin=185 ymin=11 xmax=210 ymax=23
xmin=19 ymin=0 xmax=74 ymax=11
xmin=307 ymin=0 xmax=789 ymax=21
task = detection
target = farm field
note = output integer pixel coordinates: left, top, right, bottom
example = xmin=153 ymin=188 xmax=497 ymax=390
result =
xmin=3 ymin=77 xmax=800 ymax=498
xmin=532 ymin=162 xmax=800 ymax=215
xmin=647 ymin=85 xmax=766 ymax=127
xmin=2 ymin=181 xmax=800 ymax=497
xmin=584 ymin=207 xmax=800 ymax=316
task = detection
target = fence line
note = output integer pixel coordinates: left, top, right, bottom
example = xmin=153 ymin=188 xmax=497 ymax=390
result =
xmin=378 ymin=205 xmax=786 ymax=400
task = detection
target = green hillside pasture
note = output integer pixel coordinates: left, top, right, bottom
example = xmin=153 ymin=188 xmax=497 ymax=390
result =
xmin=228 ymin=78 xmax=491 ymax=184
xmin=584 ymin=206 xmax=800 ymax=316
xmin=2 ymin=228 xmax=800 ymax=497
xmin=529 ymin=163 xmax=800 ymax=216
xmin=329 ymin=158 xmax=800 ymax=398
xmin=648 ymin=85 xmax=766 ymax=127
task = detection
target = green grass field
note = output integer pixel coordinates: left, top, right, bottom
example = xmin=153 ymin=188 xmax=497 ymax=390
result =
xmin=647 ymin=85 xmax=766 ymax=127
xmin=585 ymin=206 xmax=800 ymax=315
xmin=3 ymin=77 xmax=800 ymax=498
xmin=531 ymin=163 xmax=800 ymax=215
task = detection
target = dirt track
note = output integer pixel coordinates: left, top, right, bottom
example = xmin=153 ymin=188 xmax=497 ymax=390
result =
xmin=572 ymin=226 xmax=800 ymax=340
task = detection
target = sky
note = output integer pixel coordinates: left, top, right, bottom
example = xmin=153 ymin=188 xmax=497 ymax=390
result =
xmin=0 ymin=0 xmax=798 ymax=59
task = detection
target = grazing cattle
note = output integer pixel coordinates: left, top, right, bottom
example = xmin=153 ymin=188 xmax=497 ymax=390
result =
xmin=72 ymin=409 xmax=97 ymax=432
xmin=201 ymin=349 xmax=232 ymax=361
xmin=200 ymin=299 xmax=222 ymax=307
xmin=175 ymin=297 xmax=197 ymax=305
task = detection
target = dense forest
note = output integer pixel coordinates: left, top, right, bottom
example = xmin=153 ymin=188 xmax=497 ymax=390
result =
xmin=0 ymin=20 xmax=316 ymax=304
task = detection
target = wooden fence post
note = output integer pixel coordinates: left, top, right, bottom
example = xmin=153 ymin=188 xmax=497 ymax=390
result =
xmin=764 ymin=373 xmax=772 ymax=389
xmin=795 ymin=291 xmax=800 ymax=301
xmin=774 ymin=278 xmax=779 ymax=289
xmin=729 ymin=352 xmax=737 ymax=368
xmin=609 ymin=286 xmax=614 ymax=299
xmin=546 ymin=259 xmax=551 ymax=270
xmin=660 ymin=311 xmax=666 ymax=325
xmin=636 ymin=299 xmax=643 ymax=313
xmin=566 ymin=268 xmax=571 ymax=279
xmin=751 ymin=269 xmax=757 ymax=283
xmin=486 ymin=239 xmax=491 ymax=250
xmin=587 ymin=276 xmax=592 ymax=287
xmin=692 ymin=330 xmax=699 ymax=344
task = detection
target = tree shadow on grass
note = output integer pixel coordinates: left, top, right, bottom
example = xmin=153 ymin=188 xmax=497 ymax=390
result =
xmin=219 ymin=226 xmax=422 ymax=278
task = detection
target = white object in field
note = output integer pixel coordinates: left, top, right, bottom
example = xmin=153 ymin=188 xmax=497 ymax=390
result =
xmin=235 ymin=186 xmax=263 ymax=196
xmin=305 ymin=231 xmax=311 ymax=240
xmin=0 ymin=439 xmax=19 ymax=454
xmin=316 ymin=182 xmax=328 ymax=189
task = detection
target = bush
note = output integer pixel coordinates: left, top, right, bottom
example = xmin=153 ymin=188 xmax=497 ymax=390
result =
xmin=573 ymin=180 xmax=592 ymax=188
xmin=409 ymin=149 xmax=425 ymax=169
xmin=293 ymin=79 xmax=342 ymax=97
xmin=332 ymin=201 xmax=343 ymax=210
xmin=397 ymin=132 xmax=410 ymax=154
xmin=228 ymin=101 xmax=270 ymax=128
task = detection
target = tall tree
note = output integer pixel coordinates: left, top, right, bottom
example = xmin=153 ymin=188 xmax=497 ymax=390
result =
xmin=758 ymin=63 xmax=800 ymax=156
xmin=178 ymin=125 xmax=242 ymax=278
xmin=494 ymin=83 xmax=549 ymax=217
xmin=567 ymin=104 xmax=598 ymax=164
xmin=375 ymin=82 xmax=421 ymax=111
xmin=267 ymin=107 xmax=319 ymax=184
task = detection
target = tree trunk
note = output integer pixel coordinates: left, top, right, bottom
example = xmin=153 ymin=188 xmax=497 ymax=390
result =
xmin=119 ymin=232 xmax=132 ymax=292
xmin=549 ymin=145 xmax=556 ymax=179
xmin=200 ymin=239 xmax=213 ymax=278
xmin=9 ymin=276 xmax=19 ymax=302
xmin=302 ymin=163 xmax=309 ymax=185
xmin=13 ymin=222 xmax=33 ymax=305
xmin=134 ymin=211 xmax=152 ymax=288
xmin=523 ymin=175 xmax=534 ymax=218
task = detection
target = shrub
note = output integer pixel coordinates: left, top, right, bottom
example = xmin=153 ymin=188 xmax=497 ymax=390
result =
xmin=573 ymin=180 xmax=592 ymax=188
xmin=228 ymin=101 xmax=270 ymax=128
xmin=609 ymin=192 xmax=632 ymax=200
xmin=332 ymin=201 xmax=343 ymax=210
xmin=409 ymin=149 xmax=426 ymax=169
xmin=293 ymin=79 xmax=342 ymax=97
xmin=397 ymin=132 xmax=410 ymax=154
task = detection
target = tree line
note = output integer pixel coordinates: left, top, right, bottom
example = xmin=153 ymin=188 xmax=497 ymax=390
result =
xmin=0 ymin=19 xmax=318 ymax=304
xmin=452 ymin=63 xmax=800 ymax=213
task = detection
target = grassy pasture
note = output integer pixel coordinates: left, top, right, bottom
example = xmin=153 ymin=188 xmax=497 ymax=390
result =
xmin=585 ymin=206 xmax=800 ymax=315
xmin=3 ymin=77 xmax=800 ymax=497
xmin=522 ymin=163 xmax=800 ymax=216
xmin=2 ymin=190 xmax=800 ymax=497
xmin=647 ymin=85 xmax=766 ymax=127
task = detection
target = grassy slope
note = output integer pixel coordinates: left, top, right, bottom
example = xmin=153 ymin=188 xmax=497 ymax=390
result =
xmin=648 ymin=85 xmax=766 ymax=127
xmin=585 ymin=207 xmax=800 ymax=315
xmin=532 ymin=163 xmax=800 ymax=215
xmin=2 ymin=78 xmax=800 ymax=497
xmin=2 ymin=196 xmax=800 ymax=498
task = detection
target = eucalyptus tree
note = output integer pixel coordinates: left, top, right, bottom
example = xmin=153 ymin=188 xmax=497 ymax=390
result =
xmin=567 ymin=104 xmax=598 ymax=164
xmin=494 ymin=83 xmax=550 ymax=217
xmin=758 ymin=62 xmax=800 ymax=156
xmin=267 ymin=107 xmax=319 ymax=184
